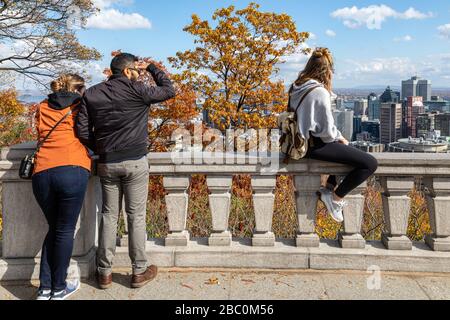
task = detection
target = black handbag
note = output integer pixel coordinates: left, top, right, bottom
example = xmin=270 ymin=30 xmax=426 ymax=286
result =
xmin=19 ymin=108 xmax=75 ymax=180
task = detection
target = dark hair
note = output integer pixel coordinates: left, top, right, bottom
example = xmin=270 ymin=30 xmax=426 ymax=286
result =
xmin=110 ymin=53 xmax=138 ymax=75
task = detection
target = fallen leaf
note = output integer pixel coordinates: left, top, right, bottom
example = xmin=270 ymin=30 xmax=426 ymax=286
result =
xmin=181 ymin=283 xmax=194 ymax=290
xmin=274 ymin=279 xmax=294 ymax=288
xmin=241 ymin=279 xmax=255 ymax=284
xmin=205 ymin=277 xmax=220 ymax=285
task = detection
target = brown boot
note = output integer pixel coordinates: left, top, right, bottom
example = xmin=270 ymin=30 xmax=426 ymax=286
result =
xmin=131 ymin=265 xmax=158 ymax=289
xmin=97 ymin=272 xmax=112 ymax=290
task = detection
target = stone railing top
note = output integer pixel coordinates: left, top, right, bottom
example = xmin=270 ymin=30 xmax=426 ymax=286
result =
xmin=2 ymin=142 xmax=450 ymax=178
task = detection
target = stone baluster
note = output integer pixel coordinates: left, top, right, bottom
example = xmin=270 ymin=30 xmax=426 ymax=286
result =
xmin=424 ymin=177 xmax=450 ymax=252
xmin=339 ymin=181 xmax=367 ymax=249
xmin=380 ymin=176 xmax=414 ymax=250
xmin=163 ymin=176 xmax=191 ymax=246
xmin=294 ymin=175 xmax=321 ymax=247
xmin=206 ymin=176 xmax=233 ymax=246
xmin=251 ymin=176 xmax=277 ymax=247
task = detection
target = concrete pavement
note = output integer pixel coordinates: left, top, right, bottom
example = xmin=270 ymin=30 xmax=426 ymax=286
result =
xmin=1 ymin=268 xmax=450 ymax=300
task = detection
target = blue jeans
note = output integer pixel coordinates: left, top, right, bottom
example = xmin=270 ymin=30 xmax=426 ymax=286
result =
xmin=32 ymin=166 xmax=90 ymax=291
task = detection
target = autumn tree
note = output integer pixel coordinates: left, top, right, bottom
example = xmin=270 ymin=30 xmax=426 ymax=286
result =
xmin=104 ymin=51 xmax=199 ymax=152
xmin=0 ymin=89 xmax=35 ymax=147
xmin=169 ymin=2 xmax=311 ymax=131
xmin=0 ymin=0 xmax=101 ymax=86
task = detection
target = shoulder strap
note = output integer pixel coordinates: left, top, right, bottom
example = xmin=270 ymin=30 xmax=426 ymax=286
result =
xmin=35 ymin=106 xmax=78 ymax=153
xmin=294 ymin=86 xmax=321 ymax=115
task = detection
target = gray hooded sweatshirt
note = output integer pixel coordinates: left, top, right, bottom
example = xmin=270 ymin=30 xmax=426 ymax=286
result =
xmin=289 ymin=79 xmax=343 ymax=144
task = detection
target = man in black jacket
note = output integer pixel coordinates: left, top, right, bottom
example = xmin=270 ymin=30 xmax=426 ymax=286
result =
xmin=76 ymin=53 xmax=175 ymax=290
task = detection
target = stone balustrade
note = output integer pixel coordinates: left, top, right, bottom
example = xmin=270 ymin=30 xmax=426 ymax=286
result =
xmin=2 ymin=142 xmax=450 ymax=281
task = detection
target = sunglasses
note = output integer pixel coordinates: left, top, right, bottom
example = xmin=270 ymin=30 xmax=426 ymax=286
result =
xmin=127 ymin=67 xmax=140 ymax=73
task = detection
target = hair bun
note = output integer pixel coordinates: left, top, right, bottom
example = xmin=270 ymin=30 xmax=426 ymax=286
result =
xmin=314 ymin=51 xmax=323 ymax=58
xmin=50 ymin=74 xmax=85 ymax=93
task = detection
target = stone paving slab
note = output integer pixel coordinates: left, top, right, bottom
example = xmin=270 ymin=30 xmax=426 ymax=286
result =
xmin=413 ymin=276 xmax=450 ymax=300
xmin=320 ymin=272 xmax=430 ymax=300
xmin=228 ymin=272 xmax=328 ymax=300
xmin=1 ymin=268 xmax=450 ymax=300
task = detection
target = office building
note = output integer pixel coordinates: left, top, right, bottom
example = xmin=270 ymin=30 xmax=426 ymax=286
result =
xmin=402 ymin=96 xmax=424 ymax=138
xmin=336 ymin=97 xmax=345 ymax=111
xmin=333 ymin=109 xmax=354 ymax=141
xmin=402 ymin=76 xmax=432 ymax=102
xmin=380 ymin=86 xmax=400 ymax=103
xmin=380 ymin=103 xmax=402 ymax=144
xmin=354 ymin=99 xmax=368 ymax=116
xmin=352 ymin=115 xmax=368 ymax=141
xmin=425 ymin=96 xmax=450 ymax=113
xmin=368 ymin=93 xmax=381 ymax=120
xmin=361 ymin=120 xmax=381 ymax=143
xmin=435 ymin=113 xmax=450 ymax=137
xmin=416 ymin=112 xmax=438 ymax=138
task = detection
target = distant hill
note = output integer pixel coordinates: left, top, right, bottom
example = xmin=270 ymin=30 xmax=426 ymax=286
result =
xmin=18 ymin=94 xmax=46 ymax=104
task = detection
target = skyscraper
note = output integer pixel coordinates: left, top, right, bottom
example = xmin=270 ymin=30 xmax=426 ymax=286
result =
xmin=333 ymin=109 xmax=354 ymax=141
xmin=402 ymin=76 xmax=432 ymax=102
xmin=380 ymin=86 xmax=400 ymax=103
xmin=352 ymin=115 xmax=368 ymax=141
xmin=435 ymin=114 xmax=450 ymax=137
xmin=402 ymin=96 xmax=424 ymax=138
xmin=426 ymin=96 xmax=450 ymax=113
xmin=380 ymin=103 xmax=402 ymax=144
xmin=361 ymin=120 xmax=381 ymax=143
xmin=368 ymin=93 xmax=381 ymax=120
xmin=336 ymin=97 xmax=345 ymax=111
xmin=354 ymin=99 xmax=368 ymax=116
xmin=416 ymin=112 xmax=438 ymax=138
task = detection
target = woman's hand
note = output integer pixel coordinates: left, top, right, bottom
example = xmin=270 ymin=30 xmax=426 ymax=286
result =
xmin=338 ymin=138 xmax=349 ymax=145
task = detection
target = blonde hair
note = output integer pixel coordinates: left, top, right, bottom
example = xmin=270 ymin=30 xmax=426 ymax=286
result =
xmin=50 ymin=74 xmax=85 ymax=93
xmin=292 ymin=47 xmax=334 ymax=93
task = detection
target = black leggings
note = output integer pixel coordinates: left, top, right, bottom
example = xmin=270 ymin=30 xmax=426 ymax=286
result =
xmin=305 ymin=136 xmax=378 ymax=198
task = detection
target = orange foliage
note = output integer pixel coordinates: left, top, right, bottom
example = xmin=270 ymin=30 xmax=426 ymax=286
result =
xmin=105 ymin=50 xmax=199 ymax=152
xmin=0 ymin=89 xmax=36 ymax=147
xmin=169 ymin=2 xmax=311 ymax=131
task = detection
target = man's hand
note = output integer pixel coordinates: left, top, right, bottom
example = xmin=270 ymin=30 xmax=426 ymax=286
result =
xmin=136 ymin=61 xmax=150 ymax=71
xmin=136 ymin=60 xmax=159 ymax=71
xmin=338 ymin=138 xmax=349 ymax=145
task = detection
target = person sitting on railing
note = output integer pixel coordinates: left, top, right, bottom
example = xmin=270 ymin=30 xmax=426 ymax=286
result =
xmin=288 ymin=47 xmax=378 ymax=223
xmin=32 ymin=74 xmax=92 ymax=300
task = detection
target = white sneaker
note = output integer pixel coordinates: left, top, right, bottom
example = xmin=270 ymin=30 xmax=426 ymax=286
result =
xmin=320 ymin=189 xmax=346 ymax=223
xmin=36 ymin=289 xmax=52 ymax=301
xmin=51 ymin=279 xmax=80 ymax=301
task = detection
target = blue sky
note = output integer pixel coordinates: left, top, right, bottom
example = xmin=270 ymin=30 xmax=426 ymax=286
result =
xmin=21 ymin=1 xmax=450 ymax=89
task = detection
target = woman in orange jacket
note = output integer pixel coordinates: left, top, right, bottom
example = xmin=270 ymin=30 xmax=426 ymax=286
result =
xmin=32 ymin=74 xmax=92 ymax=300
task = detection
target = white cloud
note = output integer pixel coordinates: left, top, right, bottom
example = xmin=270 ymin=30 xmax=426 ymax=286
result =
xmin=335 ymin=54 xmax=450 ymax=87
xmin=276 ymin=50 xmax=450 ymax=87
xmin=438 ymin=24 xmax=450 ymax=39
xmin=86 ymin=9 xmax=152 ymax=30
xmin=331 ymin=5 xmax=433 ymax=30
xmin=325 ymin=29 xmax=336 ymax=37
xmin=87 ymin=0 xmax=152 ymax=30
xmin=308 ymin=32 xmax=317 ymax=40
xmin=276 ymin=44 xmax=314 ymax=83
xmin=394 ymin=35 xmax=413 ymax=42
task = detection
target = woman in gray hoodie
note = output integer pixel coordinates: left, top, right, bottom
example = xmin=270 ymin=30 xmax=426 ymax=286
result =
xmin=289 ymin=47 xmax=378 ymax=222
